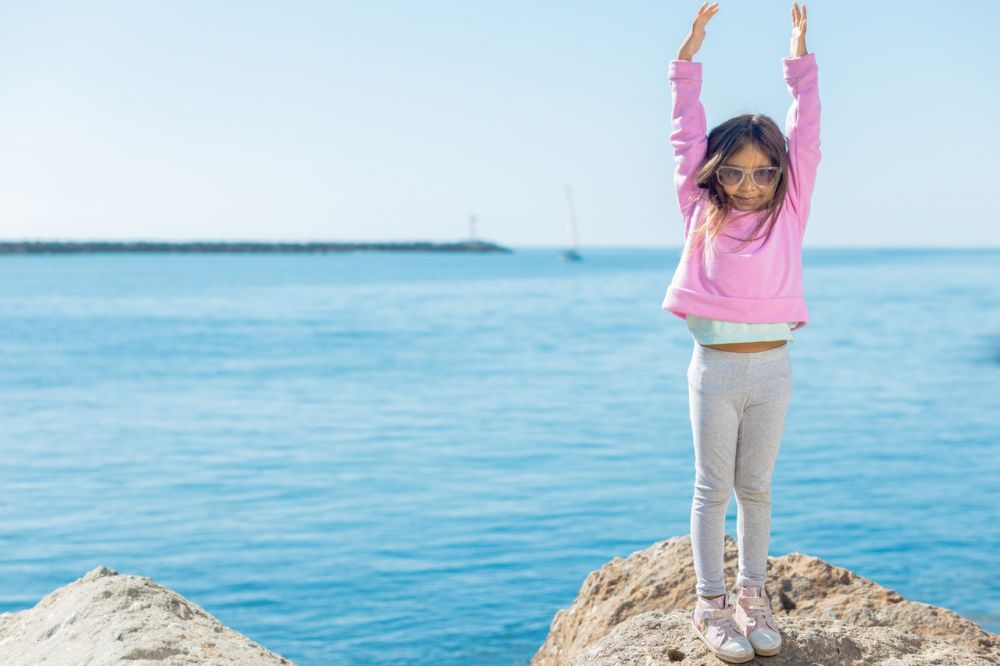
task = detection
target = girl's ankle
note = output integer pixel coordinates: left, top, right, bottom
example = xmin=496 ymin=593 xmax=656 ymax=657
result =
xmin=699 ymin=594 xmax=727 ymax=608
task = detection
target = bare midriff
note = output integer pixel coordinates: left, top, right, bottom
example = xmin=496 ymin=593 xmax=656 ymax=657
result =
xmin=701 ymin=340 xmax=788 ymax=353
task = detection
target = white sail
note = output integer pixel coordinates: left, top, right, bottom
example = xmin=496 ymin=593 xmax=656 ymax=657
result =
xmin=560 ymin=185 xmax=582 ymax=261
xmin=564 ymin=185 xmax=579 ymax=250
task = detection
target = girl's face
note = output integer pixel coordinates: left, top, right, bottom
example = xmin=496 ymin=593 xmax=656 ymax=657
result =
xmin=717 ymin=143 xmax=778 ymax=212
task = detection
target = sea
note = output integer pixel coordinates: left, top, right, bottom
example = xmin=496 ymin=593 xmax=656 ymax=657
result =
xmin=0 ymin=247 xmax=996 ymax=665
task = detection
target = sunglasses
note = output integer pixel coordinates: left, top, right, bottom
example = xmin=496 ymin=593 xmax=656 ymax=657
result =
xmin=715 ymin=165 xmax=780 ymax=188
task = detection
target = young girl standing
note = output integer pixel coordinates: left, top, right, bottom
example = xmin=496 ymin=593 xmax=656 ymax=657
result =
xmin=662 ymin=2 xmax=820 ymax=662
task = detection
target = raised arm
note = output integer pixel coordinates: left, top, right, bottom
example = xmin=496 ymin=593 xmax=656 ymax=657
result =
xmin=670 ymin=2 xmax=718 ymax=230
xmin=669 ymin=60 xmax=707 ymax=226
xmin=783 ymin=2 xmax=821 ymax=232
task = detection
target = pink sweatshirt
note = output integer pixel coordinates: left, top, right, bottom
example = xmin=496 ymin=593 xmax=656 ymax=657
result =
xmin=661 ymin=53 xmax=821 ymax=330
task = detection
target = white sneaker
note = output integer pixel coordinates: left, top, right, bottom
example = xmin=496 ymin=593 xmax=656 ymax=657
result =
xmin=733 ymin=584 xmax=783 ymax=656
xmin=690 ymin=593 xmax=755 ymax=663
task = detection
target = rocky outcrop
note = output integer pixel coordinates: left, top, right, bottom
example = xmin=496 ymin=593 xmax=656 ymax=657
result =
xmin=0 ymin=566 xmax=294 ymax=665
xmin=533 ymin=534 xmax=999 ymax=665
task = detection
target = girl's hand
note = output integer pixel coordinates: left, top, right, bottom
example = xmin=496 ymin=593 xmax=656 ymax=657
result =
xmin=790 ymin=1 xmax=808 ymax=57
xmin=677 ymin=2 xmax=720 ymax=61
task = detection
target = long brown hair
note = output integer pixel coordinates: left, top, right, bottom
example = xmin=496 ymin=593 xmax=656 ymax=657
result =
xmin=684 ymin=113 xmax=789 ymax=269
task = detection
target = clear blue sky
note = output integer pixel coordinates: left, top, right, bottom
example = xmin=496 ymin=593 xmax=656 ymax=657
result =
xmin=0 ymin=1 xmax=997 ymax=248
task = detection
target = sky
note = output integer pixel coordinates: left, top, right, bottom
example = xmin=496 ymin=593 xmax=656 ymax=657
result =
xmin=0 ymin=1 xmax=997 ymax=248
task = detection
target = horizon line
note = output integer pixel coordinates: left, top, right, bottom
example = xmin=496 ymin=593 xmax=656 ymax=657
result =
xmin=0 ymin=239 xmax=996 ymax=251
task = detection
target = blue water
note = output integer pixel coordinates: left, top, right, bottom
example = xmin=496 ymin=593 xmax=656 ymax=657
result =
xmin=0 ymin=248 xmax=997 ymax=665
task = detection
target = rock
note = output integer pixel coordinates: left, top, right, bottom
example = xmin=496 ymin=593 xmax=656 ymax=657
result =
xmin=532 ymin=534 xmax=999 ymax=665
xmin=0 ymin=566 xmax=295 ymax=665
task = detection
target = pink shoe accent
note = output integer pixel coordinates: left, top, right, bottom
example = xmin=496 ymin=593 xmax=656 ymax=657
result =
xmin=691 ymin=595 xmax=755 ymax=663
xmin=734 ymin=585 xmax=783 ymax=656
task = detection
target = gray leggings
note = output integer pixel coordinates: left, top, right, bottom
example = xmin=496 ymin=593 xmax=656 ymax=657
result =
xmin=687 ymin=341 xmax=793 ymax=597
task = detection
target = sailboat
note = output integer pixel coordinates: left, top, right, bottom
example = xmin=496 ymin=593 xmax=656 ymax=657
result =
xmin=560 ymin=185 xmax=582 ymax=261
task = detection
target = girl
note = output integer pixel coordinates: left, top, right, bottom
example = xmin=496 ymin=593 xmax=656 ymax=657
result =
xmin=662 ymin=1 xmax=820 ymax=662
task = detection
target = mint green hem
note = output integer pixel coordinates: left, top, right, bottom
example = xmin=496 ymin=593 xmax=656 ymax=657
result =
xmin=686 ymin=314 xmax=796 ymax=345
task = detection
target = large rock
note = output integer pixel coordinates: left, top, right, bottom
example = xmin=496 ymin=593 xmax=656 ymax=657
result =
xmin=533 ymin=534 xmax=999 ymax=665
xmin=0 ymin=566 xmax=294 ymax=665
